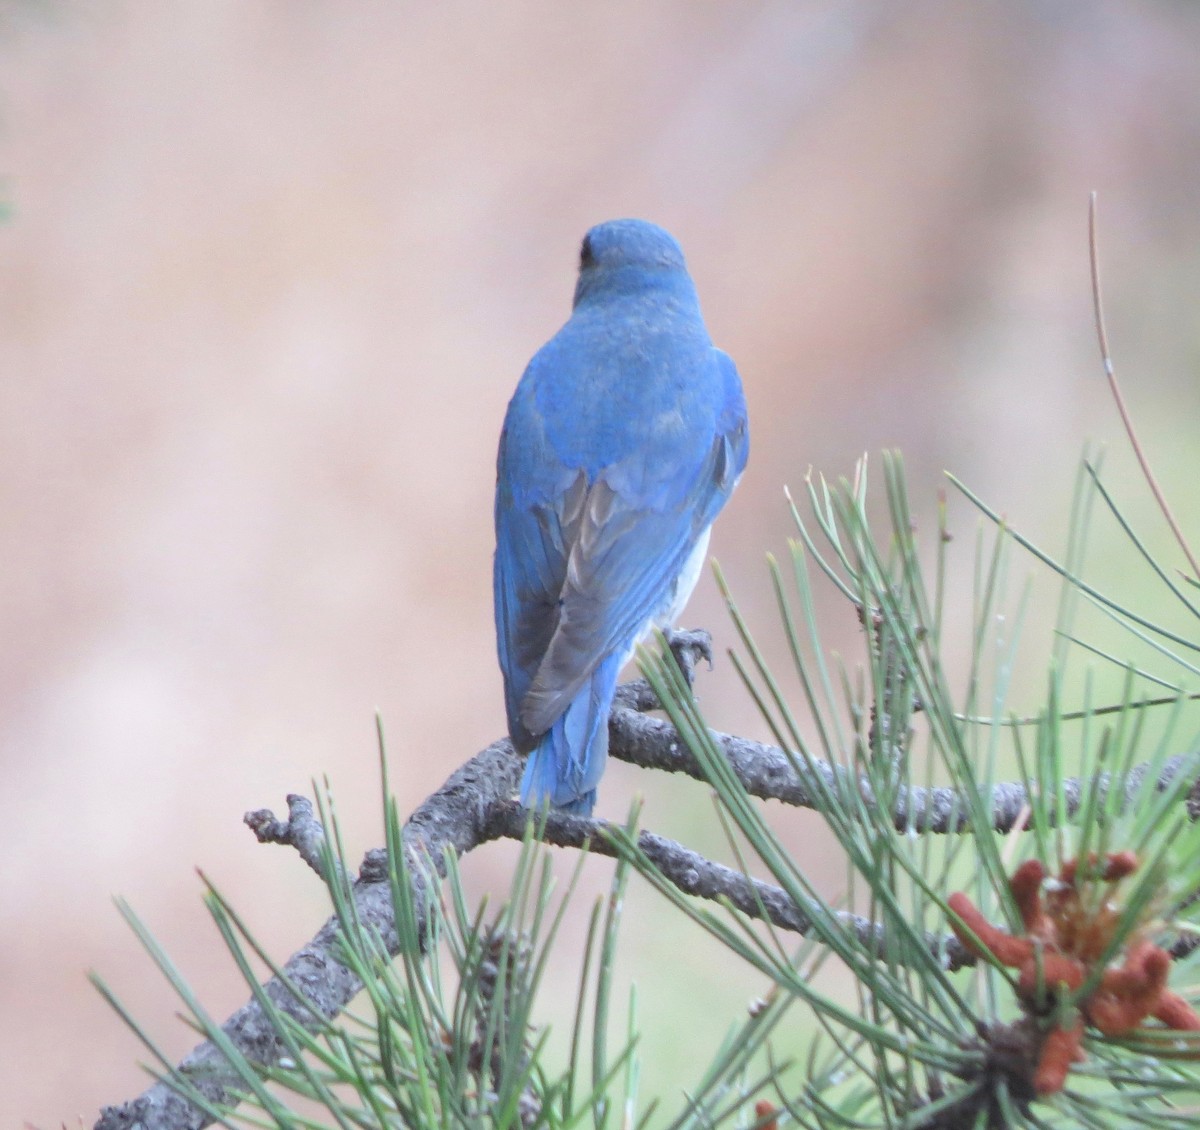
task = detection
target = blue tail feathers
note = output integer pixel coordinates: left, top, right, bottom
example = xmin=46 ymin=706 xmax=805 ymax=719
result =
xmin=519 ymin=652 xmax=623 ymax=816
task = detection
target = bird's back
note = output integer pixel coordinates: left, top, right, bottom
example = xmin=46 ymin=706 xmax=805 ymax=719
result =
xmin=503 ymin=287 xmax=726 ymax=503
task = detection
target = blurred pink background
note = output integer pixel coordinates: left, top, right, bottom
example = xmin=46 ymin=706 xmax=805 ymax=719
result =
xmin=5 ymin=3 xmax=1200 ymax=1125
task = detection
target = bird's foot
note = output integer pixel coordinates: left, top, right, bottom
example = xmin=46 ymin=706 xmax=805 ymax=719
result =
xmin=612 ymin=629 xmax=713 ymax=713
xmin=665 ymin=627 xmax=713 ymax=689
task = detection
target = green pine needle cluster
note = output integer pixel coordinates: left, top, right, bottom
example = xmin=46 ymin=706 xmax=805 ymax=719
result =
xmin=633 ymin=451 xmax=1200 ymax=1128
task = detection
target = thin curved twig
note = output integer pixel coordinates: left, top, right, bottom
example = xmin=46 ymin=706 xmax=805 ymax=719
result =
xmin=1089 ymin=191 xmax=1200 ymax=581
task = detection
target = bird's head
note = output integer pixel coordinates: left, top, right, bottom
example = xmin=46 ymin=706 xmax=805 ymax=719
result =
xmin=572 ymin=219 xmax=692 ymax=307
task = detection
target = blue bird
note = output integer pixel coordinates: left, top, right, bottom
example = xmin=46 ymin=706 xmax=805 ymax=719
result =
xmin=493 ymin=219 xmax=749 ymax=815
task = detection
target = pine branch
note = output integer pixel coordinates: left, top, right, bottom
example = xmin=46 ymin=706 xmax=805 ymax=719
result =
xmin=94 ymin=736 xmax=520 ymax=1130
xmin=93 ymin=675 xmax=1199 ymax=1130
xmin=488 ymin=799 xmax=975 ymax=971
xmin=609 ymin=684 xmax=1195 ymax=833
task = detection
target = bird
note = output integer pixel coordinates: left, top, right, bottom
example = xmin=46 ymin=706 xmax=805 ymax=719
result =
xmin=493 ymin=218 xmax=748 ymax=815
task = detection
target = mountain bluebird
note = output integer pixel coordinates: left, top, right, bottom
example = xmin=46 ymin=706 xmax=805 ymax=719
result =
xmin=493 ymin=219 xmax=749 ymax=815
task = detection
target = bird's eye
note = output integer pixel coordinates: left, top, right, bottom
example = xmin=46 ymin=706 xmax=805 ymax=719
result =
xmin=579 ymin=237 xmax=595 ymax=270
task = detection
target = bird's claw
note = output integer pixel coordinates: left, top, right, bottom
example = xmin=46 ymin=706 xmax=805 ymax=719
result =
xmin=665 ymin=627 xmax=713 ymax=688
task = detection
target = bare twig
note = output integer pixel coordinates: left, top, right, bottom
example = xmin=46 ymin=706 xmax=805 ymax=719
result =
xmin=1089 ymin=191 xmax=1200 ymax=580
xmin=244 ymin=794 xmax=331 ymax=879
xmin=486 ymin=799 xmax=974 ymax=970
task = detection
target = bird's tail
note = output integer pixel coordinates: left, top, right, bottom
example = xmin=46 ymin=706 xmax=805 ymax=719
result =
xmin=520 ymin=652 xmax=623 ymax=816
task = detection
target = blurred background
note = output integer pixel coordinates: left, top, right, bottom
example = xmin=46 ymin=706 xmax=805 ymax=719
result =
xmin=4 ymin=2 xmax=1200 ymax=1125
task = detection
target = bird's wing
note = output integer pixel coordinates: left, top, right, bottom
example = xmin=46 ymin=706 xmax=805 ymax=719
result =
xmin=517 ymin=412 xmax=745 ymax=738
xmin=494 ymin=460 xmax=582 ymax=744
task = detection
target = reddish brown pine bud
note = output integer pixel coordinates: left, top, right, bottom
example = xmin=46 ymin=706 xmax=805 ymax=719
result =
xmin=1010 ymin=859 xmax=1047 ymax=933
xmin=1034 ymin=1019 xmax=1086 ymax=1095
xmin=948 ymin=892 xmax=1035 ymax=967
xmin=754 ymin=1099 xmax=778 ymax=1130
